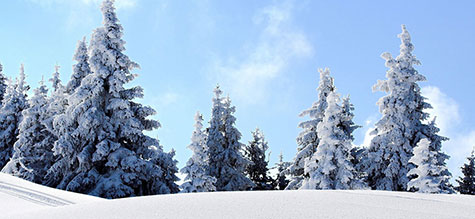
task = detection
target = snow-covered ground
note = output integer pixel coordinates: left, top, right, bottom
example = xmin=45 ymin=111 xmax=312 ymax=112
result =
xmin=1 ymin=173 xmax=474 ymax=219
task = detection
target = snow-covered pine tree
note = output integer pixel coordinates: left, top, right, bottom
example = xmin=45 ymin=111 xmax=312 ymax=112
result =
xmin=245 ymin=128 xmax=273 ymax=190
xmin=50 ymin=65 xmax=62 ymax=92
xmin=362 ymin=25 xmax=434 ymax=191
xmin=207 ymin=86 xmax=253 ymax=191
xmin=0 ymin=64 xmax=29 ymax=169
xmin=180 ymin=111 xmax=216 ymax=193
xmin=2 ymin=79 xmax=54 ymax=183
xmin=407 ymin=138 xmax=452 ymax=193
xmin=456 ymin=148 xmax=475 ymax=195
xmin=274 ymin=152 xmax=290 ymax=190
xmin=66 ymin=37 xmax=92 ymax=94
xmin=0 ymin=63 xmax=8 ymax=103
xmin=44 ymin=0 xmax=178 ymax=198
xmin=418 ymin=118 xmax=453 ymax=193
xmin=43 ymin=66 xmax=68 ymax=136
xmin=286 ymin=68 xmax=334 ymax=190
xmin=300 ymin=89 xmax=365 ymax=190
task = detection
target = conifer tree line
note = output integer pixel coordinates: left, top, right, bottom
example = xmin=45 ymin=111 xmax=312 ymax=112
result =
xmin=0 ymin=0 xmax=473 ymax=198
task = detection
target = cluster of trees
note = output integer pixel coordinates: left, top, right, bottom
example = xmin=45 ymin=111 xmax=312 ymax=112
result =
xmin=1 ymin=0 xmax=474 ymax=198
xmin=181 ymin=25 xmax=475 ymax=195
xmin=0 ymin=0 xmax=179 ymax=198
xmin=180 ymin=86 xmax=289 ymax=192
xmin=284 ymin=25 xmax=475 ymax=195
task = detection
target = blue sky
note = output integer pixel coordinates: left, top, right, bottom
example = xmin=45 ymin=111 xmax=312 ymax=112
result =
xmin=1 ymin=0 xmax=474 ymax=181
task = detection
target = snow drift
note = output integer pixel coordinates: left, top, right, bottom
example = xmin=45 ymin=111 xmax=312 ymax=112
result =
xmin=1 ymin=173 xmax=474 ymax=219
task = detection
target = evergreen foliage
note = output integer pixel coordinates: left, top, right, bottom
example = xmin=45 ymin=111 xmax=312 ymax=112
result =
xmin=66 ymin=37 xmax=92 ymax=94
xmin=301 ymin=89 xmax=365 ymax=190
xmin=245 ymin=128 xmax=273 ymax=190
xmin=44 ymin=0 xmax=178 ymax=198
xmin=287 ymin=68 xmax=334 ymax=190
xmin=0 ymin=64 xmax=29 ymax=169
xmin=207 ymin=85 xmax=253 ymax=191
xmin=407 ymin=138 xmax=453 ymax=193
xmin=2 ymin=80 xmax=54 ymax=183
xmin=362 ymin=25 xmax=445 ymax=191
xmin=181 ymin=111 xmax=216 ymax=193
xmin=456 ymin=149 xmax=475 ymax=195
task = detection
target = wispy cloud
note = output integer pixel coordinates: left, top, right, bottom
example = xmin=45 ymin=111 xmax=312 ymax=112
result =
xmin=212 ymin=1 xmax=313 ymax=104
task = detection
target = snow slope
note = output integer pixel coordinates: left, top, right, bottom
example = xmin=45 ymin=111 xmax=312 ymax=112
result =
xmin=0 ymin=173 xmax=101 ymax=217
xmin=1 ymin=173 xmax=474 ymax=219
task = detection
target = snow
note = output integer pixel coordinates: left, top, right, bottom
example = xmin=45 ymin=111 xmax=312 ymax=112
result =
xmin=0 ymin=173 xmax=100 ymax=217
xmin=1 ymin=173 xmax=474 ymax=219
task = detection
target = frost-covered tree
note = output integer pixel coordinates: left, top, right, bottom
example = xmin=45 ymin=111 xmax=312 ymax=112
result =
xmin=2 ymin=80 xmax=54 ymax=183
xmin=207 ymin=86 xmax=253 ymax=191
xmin=456 ymin=149 xmax=475 ymax=195
xmin=274 ymin=152 xmax=290 ymax=190
xmin=50 ymin=65 xmax=62 ymax=92
xmin=0 ymin=63 xmax=8 ymax=103
xmin=362 ymin=25 xmax=436 ymax=191
xmin=44 ymin=0 xmax=178 ymax=198
xmin=301 ymin=90 xmax=365 ymax=190
xmin=0 ymin=64 xmax=29 ymax=168
xmin=43 ymin=67 xmax=68 ymax=136
xmin=180 ymin=111 xmax=216 ymax=193
xmin=286 ymin=68 xmax=334 ymax=190
xmin=407 ymin=138 xmax=452 ymax=193
xmin=66 ymin=37 xmax=91 ymax=94
xmin=245 ymin=128 xmax=273 ymax=190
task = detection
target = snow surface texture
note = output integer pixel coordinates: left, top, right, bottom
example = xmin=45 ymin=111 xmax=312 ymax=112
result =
xmin=0 ymin=173 xmax=100 ymax=218
xmin=1 ymin=173 xmax=474 ymax=219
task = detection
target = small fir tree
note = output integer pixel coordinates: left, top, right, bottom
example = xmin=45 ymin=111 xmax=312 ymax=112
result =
xmin=0 ymin=63 xmax=8 ymax=103
xmin=207 ymin=86 xmax=253 ymax=191
xmin=407 ymin=138 xmax=453 ymax=193
xmin=181 ymin=111 xmax=217 ymax=193
xmin=245 ymin=128 xmax=273 ymax=190
xmin=0 ymin=64 xmax=29 ymax=168
xmin=2 ymin=80 xmax=54 ymax=183
xmin=287 ymin=68 xmax=334 ymax=190
xmin=274 ymin=152 xmax=290 ymax=190
xmin=456 ymin=148 xmax=475 ymax=195
xmin=301 ymin=90 xmax=365 ymax=190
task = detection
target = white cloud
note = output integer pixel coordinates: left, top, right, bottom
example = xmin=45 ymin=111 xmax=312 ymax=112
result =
xmin=421 ymin=86 xmax=460 ymax=135
xmin=212 ymin=1 xmax=313 ymax=104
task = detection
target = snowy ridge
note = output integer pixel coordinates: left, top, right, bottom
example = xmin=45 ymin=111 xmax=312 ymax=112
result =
xmin=1 ymin=173 xmax=474 ymax=219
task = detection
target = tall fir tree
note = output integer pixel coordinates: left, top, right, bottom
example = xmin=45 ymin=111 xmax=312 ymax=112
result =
xmin=286 ymin=68 xmax=334 ymax=190
xmin=0 ymin=64 xmax=29 ymax=168
xmin=407 ymin=138 xmax=453 ymax=193
xmin=2 ymin=79 xmax=54 ymax=184
xmin=44 ymin=0 xmax=178 ymax=198
xmin=0 ymin=63 xmax=8 ymax=103
xmin=245 ymin=128 xmax=273 ymax=190
xmin=274 ymin=152 xmax=290 ymax=190
xmin=456 ymin=148 xmax=475 ymax=195
xmin=207 ymin=86 xmax=253 ymax=191
xmin=301 ymin=89 xmax=365 ymax=190
xmin=43 ymin=66 xmax=68 ymax=136
xmin=362 ymin=25 xmax=442 ymax=191
xmin=180 ymin=111 xmax=216 ymax=193
xmin=66 ymin=37 xmax=92 ymax=94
